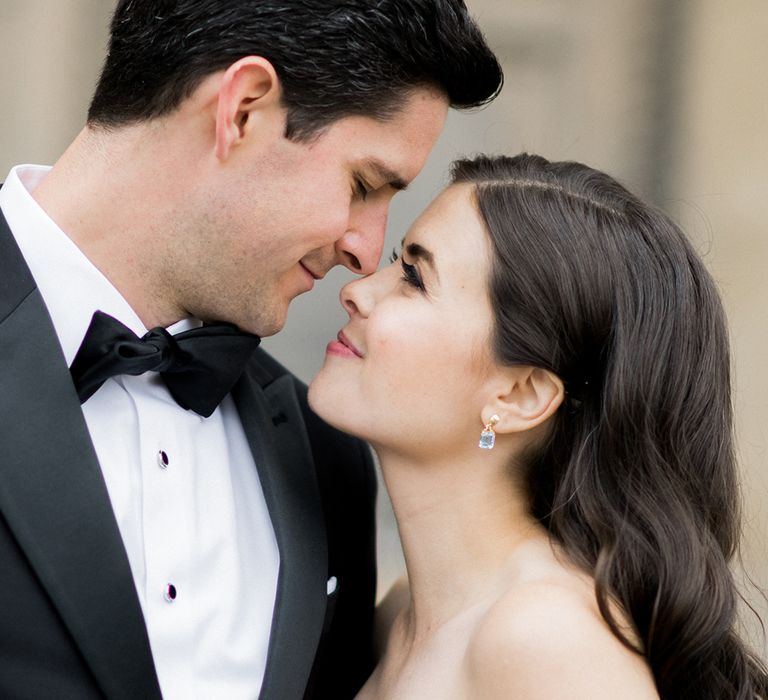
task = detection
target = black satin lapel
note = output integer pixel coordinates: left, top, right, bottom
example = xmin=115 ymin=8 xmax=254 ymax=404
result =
xmin=0 ymin=218 xmax=161 ymax=699
xmin=233 ymin=372 xmax=328 ymax=700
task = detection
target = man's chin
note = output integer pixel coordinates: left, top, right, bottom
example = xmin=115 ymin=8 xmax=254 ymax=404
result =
xmin=199 ymin=294 xmax=291 ymax=338
xmin=245 ymin=307 xmax=288 ymax=338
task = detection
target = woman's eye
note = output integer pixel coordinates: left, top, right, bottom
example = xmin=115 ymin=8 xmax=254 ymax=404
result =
xmin=390 ymin=246 xmax=425 ymax=292
xmin=400 ymin=258 xmax=425 ymax=291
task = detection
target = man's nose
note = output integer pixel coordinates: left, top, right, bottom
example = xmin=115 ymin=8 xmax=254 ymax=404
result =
xmin=335 ymin=200 xmax=389 ymax=275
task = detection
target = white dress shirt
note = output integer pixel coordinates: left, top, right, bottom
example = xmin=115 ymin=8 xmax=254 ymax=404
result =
xmin=0 ymin=165 xmax=280 ymax=700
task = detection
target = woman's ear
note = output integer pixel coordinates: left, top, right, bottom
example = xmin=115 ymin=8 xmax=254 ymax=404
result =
xmin=481 ymin=366 xmax=564 ymax=435
xmin=214 ymin=56 xmax=283 ymax=161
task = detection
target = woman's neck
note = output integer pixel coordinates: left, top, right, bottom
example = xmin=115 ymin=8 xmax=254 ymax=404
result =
xmin=376 ymin=445 xmax=547 ymax=640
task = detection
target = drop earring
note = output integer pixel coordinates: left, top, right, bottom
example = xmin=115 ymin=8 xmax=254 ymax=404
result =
xmin=478 ymin=414 xmax=500 ymax=449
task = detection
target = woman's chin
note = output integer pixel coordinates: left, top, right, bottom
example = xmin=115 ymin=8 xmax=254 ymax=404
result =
xmin=306 ymin=377 xmax=325 ymax=416
xmin=307 ymin=377 xmax=357 ymax=436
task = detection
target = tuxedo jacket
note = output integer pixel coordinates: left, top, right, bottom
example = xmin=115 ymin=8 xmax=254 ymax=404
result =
xmin=0 ymin=210 xmax=378 ymax=699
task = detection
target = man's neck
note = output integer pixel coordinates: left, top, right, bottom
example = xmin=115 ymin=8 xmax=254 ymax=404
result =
xmin=32 ymin=125 xmax=192 ymax=329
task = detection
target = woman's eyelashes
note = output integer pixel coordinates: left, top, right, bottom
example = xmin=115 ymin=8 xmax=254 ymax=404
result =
xmin=402 ymin=259 xmax=426 ymax=290
xmin=389 ymin=247 xmax=425 ymax=291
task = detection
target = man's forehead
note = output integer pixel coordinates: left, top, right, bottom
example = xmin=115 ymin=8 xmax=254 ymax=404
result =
xmin=368 ymin=94 xmax=448 ymax=181
xmin=322 ymin=89 xmax=446 ymax=185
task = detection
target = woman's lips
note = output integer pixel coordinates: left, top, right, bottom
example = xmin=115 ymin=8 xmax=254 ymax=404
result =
xmin=338 ymin=331 xmax=363 ymax=357
xmin=326 ymin=330 xmax=363 ymax=358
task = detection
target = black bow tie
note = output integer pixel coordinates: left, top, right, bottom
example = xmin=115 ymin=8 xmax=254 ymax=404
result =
xmin=69 ymin=311 xmax=261 ymax=417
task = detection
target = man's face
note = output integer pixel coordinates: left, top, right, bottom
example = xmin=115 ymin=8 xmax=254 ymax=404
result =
xmin=177 ymin=88 xmax=448 ymax=336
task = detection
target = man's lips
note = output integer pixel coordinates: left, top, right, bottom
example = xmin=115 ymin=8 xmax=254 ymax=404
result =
xmin=300 ymin=262 xmax=324 ymax=280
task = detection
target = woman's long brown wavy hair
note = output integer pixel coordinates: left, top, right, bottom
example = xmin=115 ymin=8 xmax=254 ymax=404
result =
xmin=452 ymin=153 xmax=768 ymax=699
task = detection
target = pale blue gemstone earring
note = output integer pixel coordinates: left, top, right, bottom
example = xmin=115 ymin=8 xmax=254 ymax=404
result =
xmin=478 ymin=414 xmax=500 ymax=449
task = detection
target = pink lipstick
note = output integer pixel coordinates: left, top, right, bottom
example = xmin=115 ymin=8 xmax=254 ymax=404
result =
xmin=326 ymin=330 xmax=363 ymax=358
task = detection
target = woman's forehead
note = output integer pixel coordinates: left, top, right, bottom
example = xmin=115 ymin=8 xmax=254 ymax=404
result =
xmin=404 ymin=185 xmax=489 ymax=272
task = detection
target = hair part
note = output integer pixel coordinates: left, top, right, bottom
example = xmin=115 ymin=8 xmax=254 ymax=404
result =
xmin=88 ymin=0 xmax=503 ymax=140
xmin=451 ymin=153 xmax=768 ymax=699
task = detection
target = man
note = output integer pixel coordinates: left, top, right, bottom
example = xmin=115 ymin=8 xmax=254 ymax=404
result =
xmin=0 ymin=1 xmax=501 ymax=698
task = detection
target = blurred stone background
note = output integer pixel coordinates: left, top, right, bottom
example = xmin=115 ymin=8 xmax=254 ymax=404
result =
xmin=1 ymin=0 xmax=765 ymax=659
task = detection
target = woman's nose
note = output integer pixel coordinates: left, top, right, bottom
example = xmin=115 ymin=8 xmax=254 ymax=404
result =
xmin=340 ymin=276 xmax=367 ymax=318
xmin=340 ymin=264 xmax=393 ymax=318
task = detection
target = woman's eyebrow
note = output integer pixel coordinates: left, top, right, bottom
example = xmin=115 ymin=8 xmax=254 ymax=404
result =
xmin=400 ymin=236 xmax=434 ymax=264
xmin=404 ymin=242 xmax=434 ymax=265
xmin=402 ymin=238 xmax=438 ymax=282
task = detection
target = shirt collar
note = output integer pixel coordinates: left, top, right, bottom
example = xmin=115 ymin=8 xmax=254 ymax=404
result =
xmin=0 ymin=164 xmax=199 ymax=365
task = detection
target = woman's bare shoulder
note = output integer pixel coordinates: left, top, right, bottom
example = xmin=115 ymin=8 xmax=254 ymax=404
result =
xmin=465 ymin=577 xmax=659 ymax=699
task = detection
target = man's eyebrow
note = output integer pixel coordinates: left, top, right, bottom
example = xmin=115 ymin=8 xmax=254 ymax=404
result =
xmin=366 ymin=159 xmax=408 ymax=191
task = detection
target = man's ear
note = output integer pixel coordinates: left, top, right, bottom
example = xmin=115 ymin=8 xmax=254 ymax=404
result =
xmin=481 ymin=366 xmax=564 ymax=436
xmin=214 ymin=56 xmax=283 ymax=161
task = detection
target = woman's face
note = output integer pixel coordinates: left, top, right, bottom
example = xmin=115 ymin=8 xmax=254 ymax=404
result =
xmin=308 ymin=184 xmax=499 ymax=458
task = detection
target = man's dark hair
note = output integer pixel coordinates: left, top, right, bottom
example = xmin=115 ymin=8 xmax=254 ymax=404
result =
xmin=88 ymin=0 xmax=503 ymax=140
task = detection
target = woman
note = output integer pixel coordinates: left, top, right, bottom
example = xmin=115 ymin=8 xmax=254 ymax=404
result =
xmin=308 ymin=154 xmax=768 ymax=698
